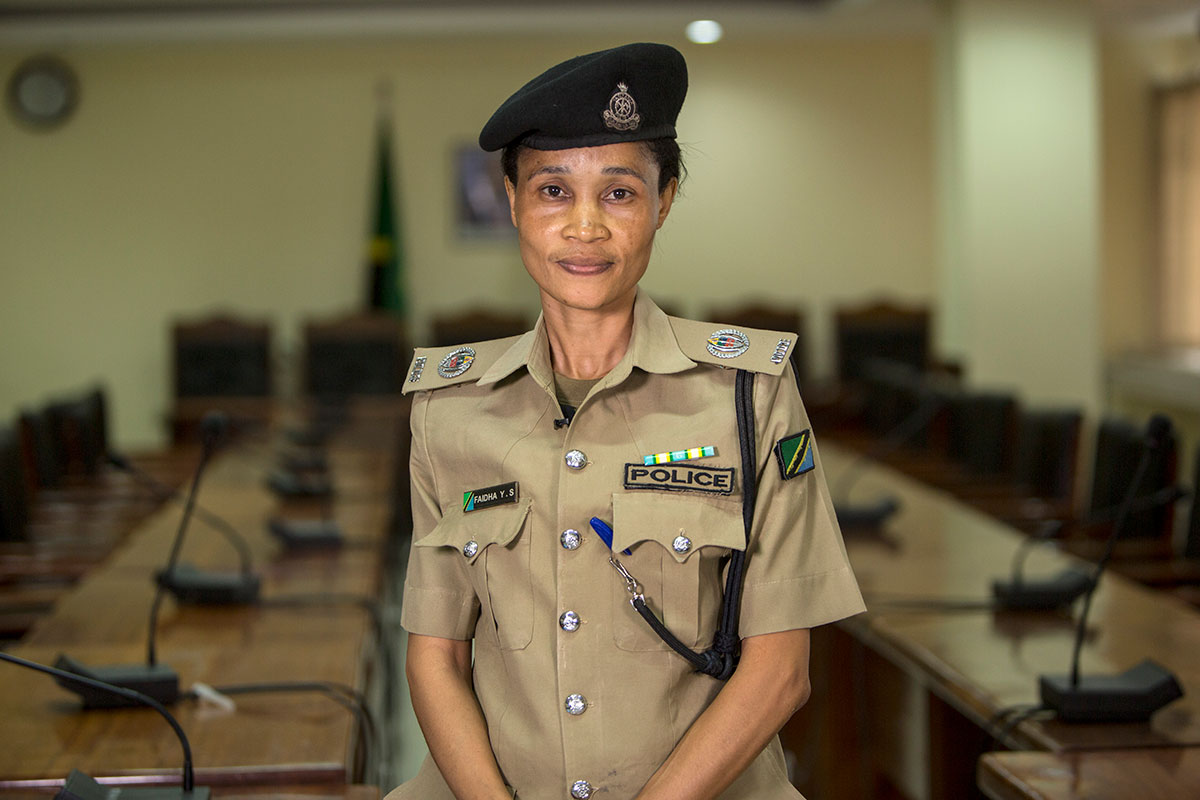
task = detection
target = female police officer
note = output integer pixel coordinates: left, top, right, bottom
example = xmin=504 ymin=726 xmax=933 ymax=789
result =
xmin=391 ymin=43 xmax=864 ymax=800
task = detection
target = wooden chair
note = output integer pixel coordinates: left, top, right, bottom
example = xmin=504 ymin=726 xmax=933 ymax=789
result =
xmin=834 ymin=299 xmax=930 ymax=385
xmin=1086 ymin=417 xmax=1178 ymax=540
xmin=1185 ymin=443 xmax=1200 ymax=560
xmin=171 ymin=314 xmax=273 ymax=442
xmin=1108 ymin=443 xmax=1200 ymax=592
xmin=0 ymin=427 xmax=30 ymax=543
xmin=1059 ymin=416 xmax=1179 ymax=563
xmin=963 ymin=408 xmax=1083 ymax=529
xmin=303 ymin=311 xmax=407 ymax=397
xmin=895 ymin=388 xmax=1020 ymax=496
xmin=173 ymin=313 xmax=272 ymax=398
xmin=705 ymin=301 xmax=808 ymax=388
xmin=430 ymin=307 xmax=529 ymax=347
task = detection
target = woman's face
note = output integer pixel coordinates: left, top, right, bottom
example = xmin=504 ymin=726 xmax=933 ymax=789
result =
xmin=505 ymin=142 xmax=676 ymax=317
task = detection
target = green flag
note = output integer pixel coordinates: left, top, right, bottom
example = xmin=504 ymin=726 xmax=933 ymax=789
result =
xmin=367 ymin=122 xmax=405 ymax=317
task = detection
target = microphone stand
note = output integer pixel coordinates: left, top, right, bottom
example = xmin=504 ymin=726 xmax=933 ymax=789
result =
xmin=833 ymin=387 xmax=947 ymax=528
xmin=109 ymin=454 xmax=261 ymax=604
xmin=54 ymin=412 xmax=225 ymax=708
xmin=1038 ymin=415 xmax=1184 ymax=722
xmin=1 ymin=651 xmax=208 ymax=799
xmin=993 ymin=485 xmax=1187 ymax=611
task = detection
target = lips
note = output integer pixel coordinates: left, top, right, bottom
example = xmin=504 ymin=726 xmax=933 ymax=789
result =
xmin=556 ymin=254 xmax=614 ymax=274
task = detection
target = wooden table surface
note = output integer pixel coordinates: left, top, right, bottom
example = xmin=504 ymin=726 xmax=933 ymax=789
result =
xmin=0 ymin=403 xmax=405 ymax=789
xmin=824 ymin=442 xmax=1200 ymax=753
xmin=978 ymin=748 xmax=1200 ymax=800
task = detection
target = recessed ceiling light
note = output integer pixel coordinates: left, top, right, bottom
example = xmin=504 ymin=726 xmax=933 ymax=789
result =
xmin=686 ymin=20 xmax=723 ymax=45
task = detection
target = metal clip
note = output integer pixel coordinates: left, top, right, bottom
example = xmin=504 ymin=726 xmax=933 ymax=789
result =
xmin=608 ymin=554 xmax=644 ymax=604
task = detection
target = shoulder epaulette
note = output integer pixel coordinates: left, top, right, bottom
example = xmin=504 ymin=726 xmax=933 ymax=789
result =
xmin=667 ymin=316 xmax=797 ymax=376
xmin=402 ymin=335 xmax=525 ymax=394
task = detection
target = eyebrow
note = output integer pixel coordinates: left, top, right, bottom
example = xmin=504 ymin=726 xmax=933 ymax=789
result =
xmin=526 ymin=164 xmax=649 ymax=186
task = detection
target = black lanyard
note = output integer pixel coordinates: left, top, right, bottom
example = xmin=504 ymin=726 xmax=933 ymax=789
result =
xmin=614 ymin=369 xmax=757 ymax=680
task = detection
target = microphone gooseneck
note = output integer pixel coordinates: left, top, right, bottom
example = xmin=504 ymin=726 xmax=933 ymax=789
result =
xmin=1068 ymin=414 xmax=1173 ymax=687
xmin=0 ymin=651 xmax=196 ymax=792
xmin=108 ymin=453 xmax=255 ymax=578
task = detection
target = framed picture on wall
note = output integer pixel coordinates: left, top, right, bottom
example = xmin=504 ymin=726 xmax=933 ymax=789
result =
xmin=454 ymin=145 xmax=514 ymax=240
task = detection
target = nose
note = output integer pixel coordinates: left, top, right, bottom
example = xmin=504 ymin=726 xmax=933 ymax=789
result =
xmin=563 ymin=199 xmax=609 ymax=242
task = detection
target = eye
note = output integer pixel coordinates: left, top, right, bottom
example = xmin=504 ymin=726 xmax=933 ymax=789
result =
xmin=607 ymin=187 xmax=633 ymax=201
xmin=539 ymin=184 xmax=566 ymax=198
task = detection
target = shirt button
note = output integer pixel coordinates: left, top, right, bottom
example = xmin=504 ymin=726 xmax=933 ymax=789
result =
xmin=564 ymin=449 xmax=588 ymax=470
xmin=570 ymin=780 xmax=593 ymax=799
xmin=560 ymin=529 xmax=581 ymax=550
xmin=672 ymin=535 xmax=692 ymax=554
xmin=462 ymin=540 xmax=479 ymax=558
xmin=559 ymin=611 xmax=581 ymax=632
xmin=564 ymin=693 xmax=587 ymax=716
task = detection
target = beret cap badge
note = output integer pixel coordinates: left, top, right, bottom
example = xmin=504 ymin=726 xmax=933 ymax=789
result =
xmin=603 ymin=82 xmax=641 ymax=132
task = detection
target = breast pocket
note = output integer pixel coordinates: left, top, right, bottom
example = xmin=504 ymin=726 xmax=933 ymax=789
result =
xmin=412 ymin=497 xmax=533 ymax=650
xmin=610 ymin=492 xmax=745 ymax=652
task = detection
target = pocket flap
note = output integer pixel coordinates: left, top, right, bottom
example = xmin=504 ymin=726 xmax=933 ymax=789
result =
xmin=414 ymin=497 xmax=532 ymax=564
xmin=611 ymin=492 xmax=744 ymax=563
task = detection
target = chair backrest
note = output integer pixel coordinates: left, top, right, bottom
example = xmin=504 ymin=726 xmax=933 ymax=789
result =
xmin=1184 ymin=444 xmax=1200 ymax=559
xmin=18 ymin=407 xmax=63 ymax=490
xmin=1012 ymin=408 xmax=1083 ymax=501
xmin=1087 ymin=416 xmax=1178 ymax=540
xmin=430 ymin=308 xmax=529 ymax=348
xmin=834 ymin=299 xmax=930 ymax=384
xmin=0 ymin=426 xmax=30 ymax=542
xmin=44 ymin=392 xmax=105 ymax=477
xmin=957 ymin=391 xmax=1020 ymax=477
xmin=303 ymin=312 xmax=407 ymax=397
xmin=173 ymin=314 xmax=272 ymax=397
xmin=706 ymin=301 xmax=808 ymax=387
xmin=858 ymin=358 xmax=922 ymax=438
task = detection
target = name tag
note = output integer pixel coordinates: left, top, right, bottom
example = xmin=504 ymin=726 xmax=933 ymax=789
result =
xmin=623 ymin=463 xmax=735 ymax=495
xmin=463 ymin=481 xmax=519 ymax=512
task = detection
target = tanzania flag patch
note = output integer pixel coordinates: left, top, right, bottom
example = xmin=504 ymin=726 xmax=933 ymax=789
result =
xmin=463 ymin=481 xmax=518 ymax=512
xmin=774 ymin=430 xmax=815 ymax=481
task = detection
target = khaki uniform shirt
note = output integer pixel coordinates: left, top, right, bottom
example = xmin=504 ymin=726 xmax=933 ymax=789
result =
xmin=390 ymin=292 xmax=864 ymax=800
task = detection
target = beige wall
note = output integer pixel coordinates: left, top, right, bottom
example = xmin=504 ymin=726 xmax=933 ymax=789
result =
xmin=0 ymin=18 xmax=1179 ymax=450
xmin=0 ymin=34 xmax=936 ymax=449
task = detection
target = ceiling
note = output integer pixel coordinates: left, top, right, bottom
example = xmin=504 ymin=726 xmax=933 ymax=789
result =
xmin=0 ymin=0 xmax=1195 ymax=44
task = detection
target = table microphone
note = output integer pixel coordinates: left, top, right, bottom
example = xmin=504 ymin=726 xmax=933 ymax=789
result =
xmin=1038 ymin=414 xmax=1184 ymax=722
xmin=833 ymin=387 xmax=947 ymax=529
xmin=992 ymin=484 xmax=1188 ymax=611
xmin=1 ymin=650 xmax=208 ymax=799
xmin=55 ymin=411 xmax=227 ymax=708
xmin=107 ymin=452 xmax=261 ymax=605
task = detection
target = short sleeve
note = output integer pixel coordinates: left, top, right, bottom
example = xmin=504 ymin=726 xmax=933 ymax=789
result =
xmin=399 ymin=391 xmax=480 ymax=640
xmin=737 ymin=363 xmax=865 ymax=637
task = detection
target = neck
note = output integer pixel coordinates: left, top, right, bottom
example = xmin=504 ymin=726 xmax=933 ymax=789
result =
xmin=541 ymin=291 xmax=636 ymax=379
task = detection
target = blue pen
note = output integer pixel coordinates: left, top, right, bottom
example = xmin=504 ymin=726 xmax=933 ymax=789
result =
xmin=589 ymin=517 xmax=631 ymax=556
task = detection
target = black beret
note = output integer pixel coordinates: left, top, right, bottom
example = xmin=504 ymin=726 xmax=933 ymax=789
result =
xmin=479 ymin=42 xmax=687 ymax=152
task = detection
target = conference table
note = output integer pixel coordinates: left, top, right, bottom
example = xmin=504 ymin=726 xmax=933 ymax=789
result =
xmin=0 ymin=399 xmax=407 ymax=794
xmin=785 ymin=442 xmax=1200 ymax=800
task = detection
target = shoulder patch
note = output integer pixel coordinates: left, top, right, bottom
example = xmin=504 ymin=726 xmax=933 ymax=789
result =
xmin=403 ymin=335 xmax=525 ymax=394
xmin=775 ymin=430 xmax=815 ymax=480
xmin=667 ymin=316 xmax=797 ymax=375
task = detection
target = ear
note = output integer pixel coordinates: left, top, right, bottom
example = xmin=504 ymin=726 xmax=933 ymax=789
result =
xmin=655 ymin=177 xmax=678 ymax=230
xmin=504 ymin=176 xmax=518 ymax=228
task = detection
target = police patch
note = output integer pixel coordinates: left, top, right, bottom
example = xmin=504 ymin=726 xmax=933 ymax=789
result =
xmin=623 ymin=463 xmax=735 ymax=495
xmin=463 ymin=481 xmax=519 ymax=512
xmin=775 ymin=430 xmax=815 ymax=481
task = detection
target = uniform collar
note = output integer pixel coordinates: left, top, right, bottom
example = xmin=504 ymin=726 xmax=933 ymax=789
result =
xmin=476 ymin=288 xmax=696 ymax=389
